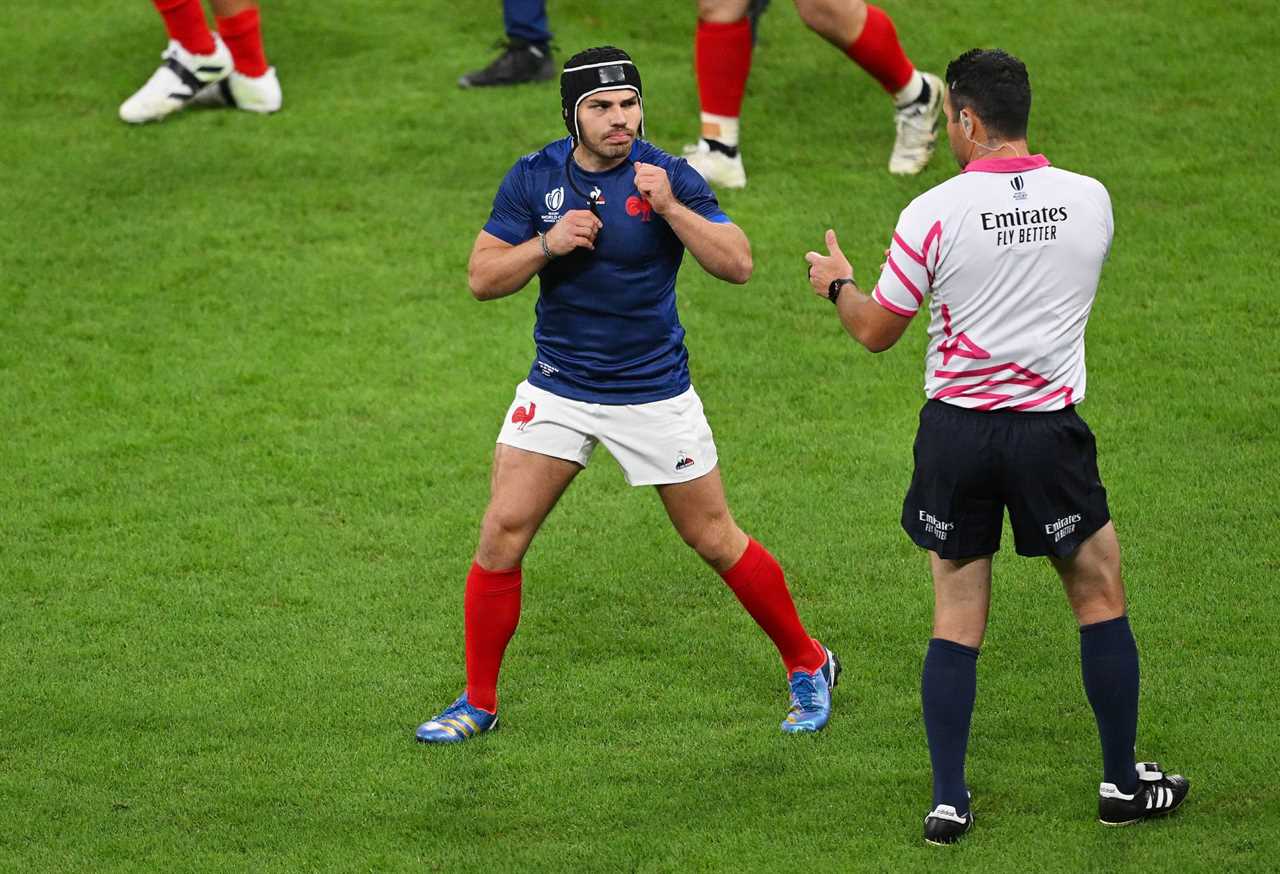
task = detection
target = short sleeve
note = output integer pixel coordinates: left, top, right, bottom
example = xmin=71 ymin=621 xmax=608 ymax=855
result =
xmin=482 ymin=160 xmax=535 ymax=245
xmin=670 ymin=159 xmax=730 ymax=224
xmin=1099 ymin=182 xmax=1115 ymax=263
xmin=871 ymin=201 xmax=943 ymax=319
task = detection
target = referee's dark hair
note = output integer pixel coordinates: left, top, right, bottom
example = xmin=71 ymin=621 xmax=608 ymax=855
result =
xmin=945 ymin=49 xmax=1032 ymax=140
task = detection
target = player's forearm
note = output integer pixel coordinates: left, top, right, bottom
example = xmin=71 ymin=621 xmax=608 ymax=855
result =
xmin=660 ymin=203 xmax=752 ymax=284
xmin=467 ymin=238 xmax=548 ymax=300
xmin=835 ymin=285 xmax=895 ymax=352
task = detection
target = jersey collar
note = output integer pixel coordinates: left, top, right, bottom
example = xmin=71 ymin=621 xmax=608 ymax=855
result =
xmin=963 ymin=154 xmax=1051 ymax=173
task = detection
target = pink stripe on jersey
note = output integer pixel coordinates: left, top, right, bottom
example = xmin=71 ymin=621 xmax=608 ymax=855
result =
xmin=932 ymin=357 xmax=1080 ymax=411
xmin=873 ymin=286 xmax=916 ymax=317
xmin=1012 ymin=385 xmax=1075 ymax=410
xmin=934 ymin=361 xmax=1043 ymax=380
xmin=922 ymin=221 xmax=942 ymax=284
xmin=893 ymin=231 xmax=926 ymax=266
xmin=963 ymin=154 xmax=1051 ymax=174
xmin=887 ymin=254 xmax=923 ymax=304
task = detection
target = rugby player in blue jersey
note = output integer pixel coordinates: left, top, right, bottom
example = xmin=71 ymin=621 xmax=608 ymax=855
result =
xmin=416 ymin=46 xmax=840 ymax=744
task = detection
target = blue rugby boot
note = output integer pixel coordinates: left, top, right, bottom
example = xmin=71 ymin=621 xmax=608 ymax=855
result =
xmin=415 ymin=693 xmax=498 ymax=744
xmin=781 ymin=643 xmax=841 ymax=733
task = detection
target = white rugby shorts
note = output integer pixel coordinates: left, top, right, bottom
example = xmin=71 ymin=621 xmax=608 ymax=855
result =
xmin=495 ymin=380 xmax=719 ymax=486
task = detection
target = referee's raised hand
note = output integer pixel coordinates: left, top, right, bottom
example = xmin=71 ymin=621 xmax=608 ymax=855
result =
xmin=805 ymin=229 xmax=855 ymax=298
xmin=545 ymin=209 xmax=603 ymax=255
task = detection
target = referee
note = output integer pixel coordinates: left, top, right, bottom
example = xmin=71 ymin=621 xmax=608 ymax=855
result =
xmin=803 ymin=48 xmax=1190 ymax=844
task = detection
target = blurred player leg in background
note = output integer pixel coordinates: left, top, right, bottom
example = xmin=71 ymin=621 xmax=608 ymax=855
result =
xmin=795 ymin=0 xmax=942 ymax=174
xmin=684 ymin=0 xmax=753 ymax=188
xmin=684 ymin=0 xmax=943 ymax=184
xmin=120 ymin=0 xmax=230 ymax=123
xmin=119 ymin=0 xmax=279 ymax=123
xmin=192 ymin=0 xmax=283 ymax=114
xmin=458 ymin=0 xmax=556 ymax=88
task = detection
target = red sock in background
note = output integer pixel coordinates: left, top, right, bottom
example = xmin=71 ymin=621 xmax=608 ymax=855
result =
xmin=216 ymin=6 xmax=269 ymax=77
xmin=695 ymin=18 xmax=753 ymax=117
xmin=720 ymin=539 xmax=825 ymax=675
xmin=844 ymin=5 xmax=915 ymax=94
xmin=152 ymin=0 xmax=215 ymax=56
xmin=464 ymin=562 xmax=522 ymax=713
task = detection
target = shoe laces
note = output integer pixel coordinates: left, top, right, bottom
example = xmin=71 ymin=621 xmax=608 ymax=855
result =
xmin=436 ymin=695 xmax=470 ymax=720
xmin=788 ymin=671 xmax=819 ymax=712
xmin=896 ymin=104 xmax=932 ymax=135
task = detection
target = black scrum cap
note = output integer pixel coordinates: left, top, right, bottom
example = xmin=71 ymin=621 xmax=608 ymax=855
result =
xmin=560 ymin=46 xmax=644 ymax=141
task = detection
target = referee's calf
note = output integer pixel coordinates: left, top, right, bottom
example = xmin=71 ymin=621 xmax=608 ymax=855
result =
xmin=803 ymin=47 xmax=1190 ymax=846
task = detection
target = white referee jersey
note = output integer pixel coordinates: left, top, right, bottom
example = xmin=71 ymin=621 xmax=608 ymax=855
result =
xmin=872 ymin=155 xmax=1114 ymax=411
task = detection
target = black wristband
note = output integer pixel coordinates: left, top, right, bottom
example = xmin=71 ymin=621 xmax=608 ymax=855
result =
xmin=828 ymin=278 xmax=854 ymax=303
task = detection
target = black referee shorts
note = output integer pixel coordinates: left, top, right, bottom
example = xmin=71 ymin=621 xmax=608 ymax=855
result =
xmin=901 ymin=400 xmax=1111 ymax=559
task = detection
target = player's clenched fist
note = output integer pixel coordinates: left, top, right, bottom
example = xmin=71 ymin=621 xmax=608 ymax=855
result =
xmin=633 ymin=162 xmax=675 ymax=214
xmin=545 ymin=209 xmax=603 ymax=255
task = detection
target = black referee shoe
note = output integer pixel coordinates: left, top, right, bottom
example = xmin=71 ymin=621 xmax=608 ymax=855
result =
xmin=458 ymin=39 xmax=554 ymax=88
xmin=923 ymin=802 xmax=973 ymax=845
xmin=1099 ymin=762 xmax=1190 ymax=826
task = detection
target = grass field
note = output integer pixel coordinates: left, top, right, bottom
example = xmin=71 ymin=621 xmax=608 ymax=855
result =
xmin=3 ymin=1 xmax=1278 ymax=871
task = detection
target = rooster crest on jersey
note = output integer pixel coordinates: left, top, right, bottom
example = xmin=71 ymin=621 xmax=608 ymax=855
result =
xmin=626 ymin=195 xmax=653 ymax=222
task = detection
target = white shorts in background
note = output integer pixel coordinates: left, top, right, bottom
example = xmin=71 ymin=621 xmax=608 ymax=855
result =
xmin=495 ymin=381 xmax=719 ymax=486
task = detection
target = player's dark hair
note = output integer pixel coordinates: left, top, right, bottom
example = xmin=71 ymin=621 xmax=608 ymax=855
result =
xmin=560 ymin=46 xmax=644 ymax=140
xmin=945 ymin=49 xmax=1031 ymax=140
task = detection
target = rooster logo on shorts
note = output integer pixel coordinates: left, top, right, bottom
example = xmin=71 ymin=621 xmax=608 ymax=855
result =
xmin=675 ymin=452 xmax=694 ymax=471
xmin=511 ymin=401 xmax=536 ymax=431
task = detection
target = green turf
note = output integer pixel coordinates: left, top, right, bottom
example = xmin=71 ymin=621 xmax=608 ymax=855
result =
xmin=3 ymin=1 xmax=1278 ymax=870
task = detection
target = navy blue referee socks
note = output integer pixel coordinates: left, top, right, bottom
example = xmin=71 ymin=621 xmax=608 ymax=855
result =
xmin=1080 ymin=615 xmax=1140 ymax=794
xmin=922 ymin=637 xmax=980 ymax=815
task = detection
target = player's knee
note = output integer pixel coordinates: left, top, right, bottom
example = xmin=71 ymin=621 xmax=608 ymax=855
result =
xmin=794 ymin=0 xmax=866 ymax=36
xmin=478 ymin=510 xmax=534 ymax=564
xmin=678 ymin=514 xmax=737 ymax=565
xmin=699 ymin=0 xmax=751 ymax=23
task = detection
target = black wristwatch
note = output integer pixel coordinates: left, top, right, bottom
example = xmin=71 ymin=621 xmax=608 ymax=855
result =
xmin=828 ymin=278 xmax=855 ymax=303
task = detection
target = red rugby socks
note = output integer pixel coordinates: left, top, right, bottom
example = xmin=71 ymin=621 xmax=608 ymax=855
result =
xmin=696 ymin=17 xmax=753 ymax=117
xmin=720 ymin=538 xmax=825 ymax=675
xmin=845 ymin=5 xmax=916 ymax=95
xmin=216 ymin=6 xmax=270 ymax=77
xmin=152 ymin=0 xmax=216 ymax=56
xmin=695 ymin=17 xmax=753 ymax=147
xmin=464 ymin=562 xmax=523 ymax=714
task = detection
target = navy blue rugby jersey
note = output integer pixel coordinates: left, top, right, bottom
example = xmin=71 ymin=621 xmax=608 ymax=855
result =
xmin=482 ymin=137 xmax=730 ymax=404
